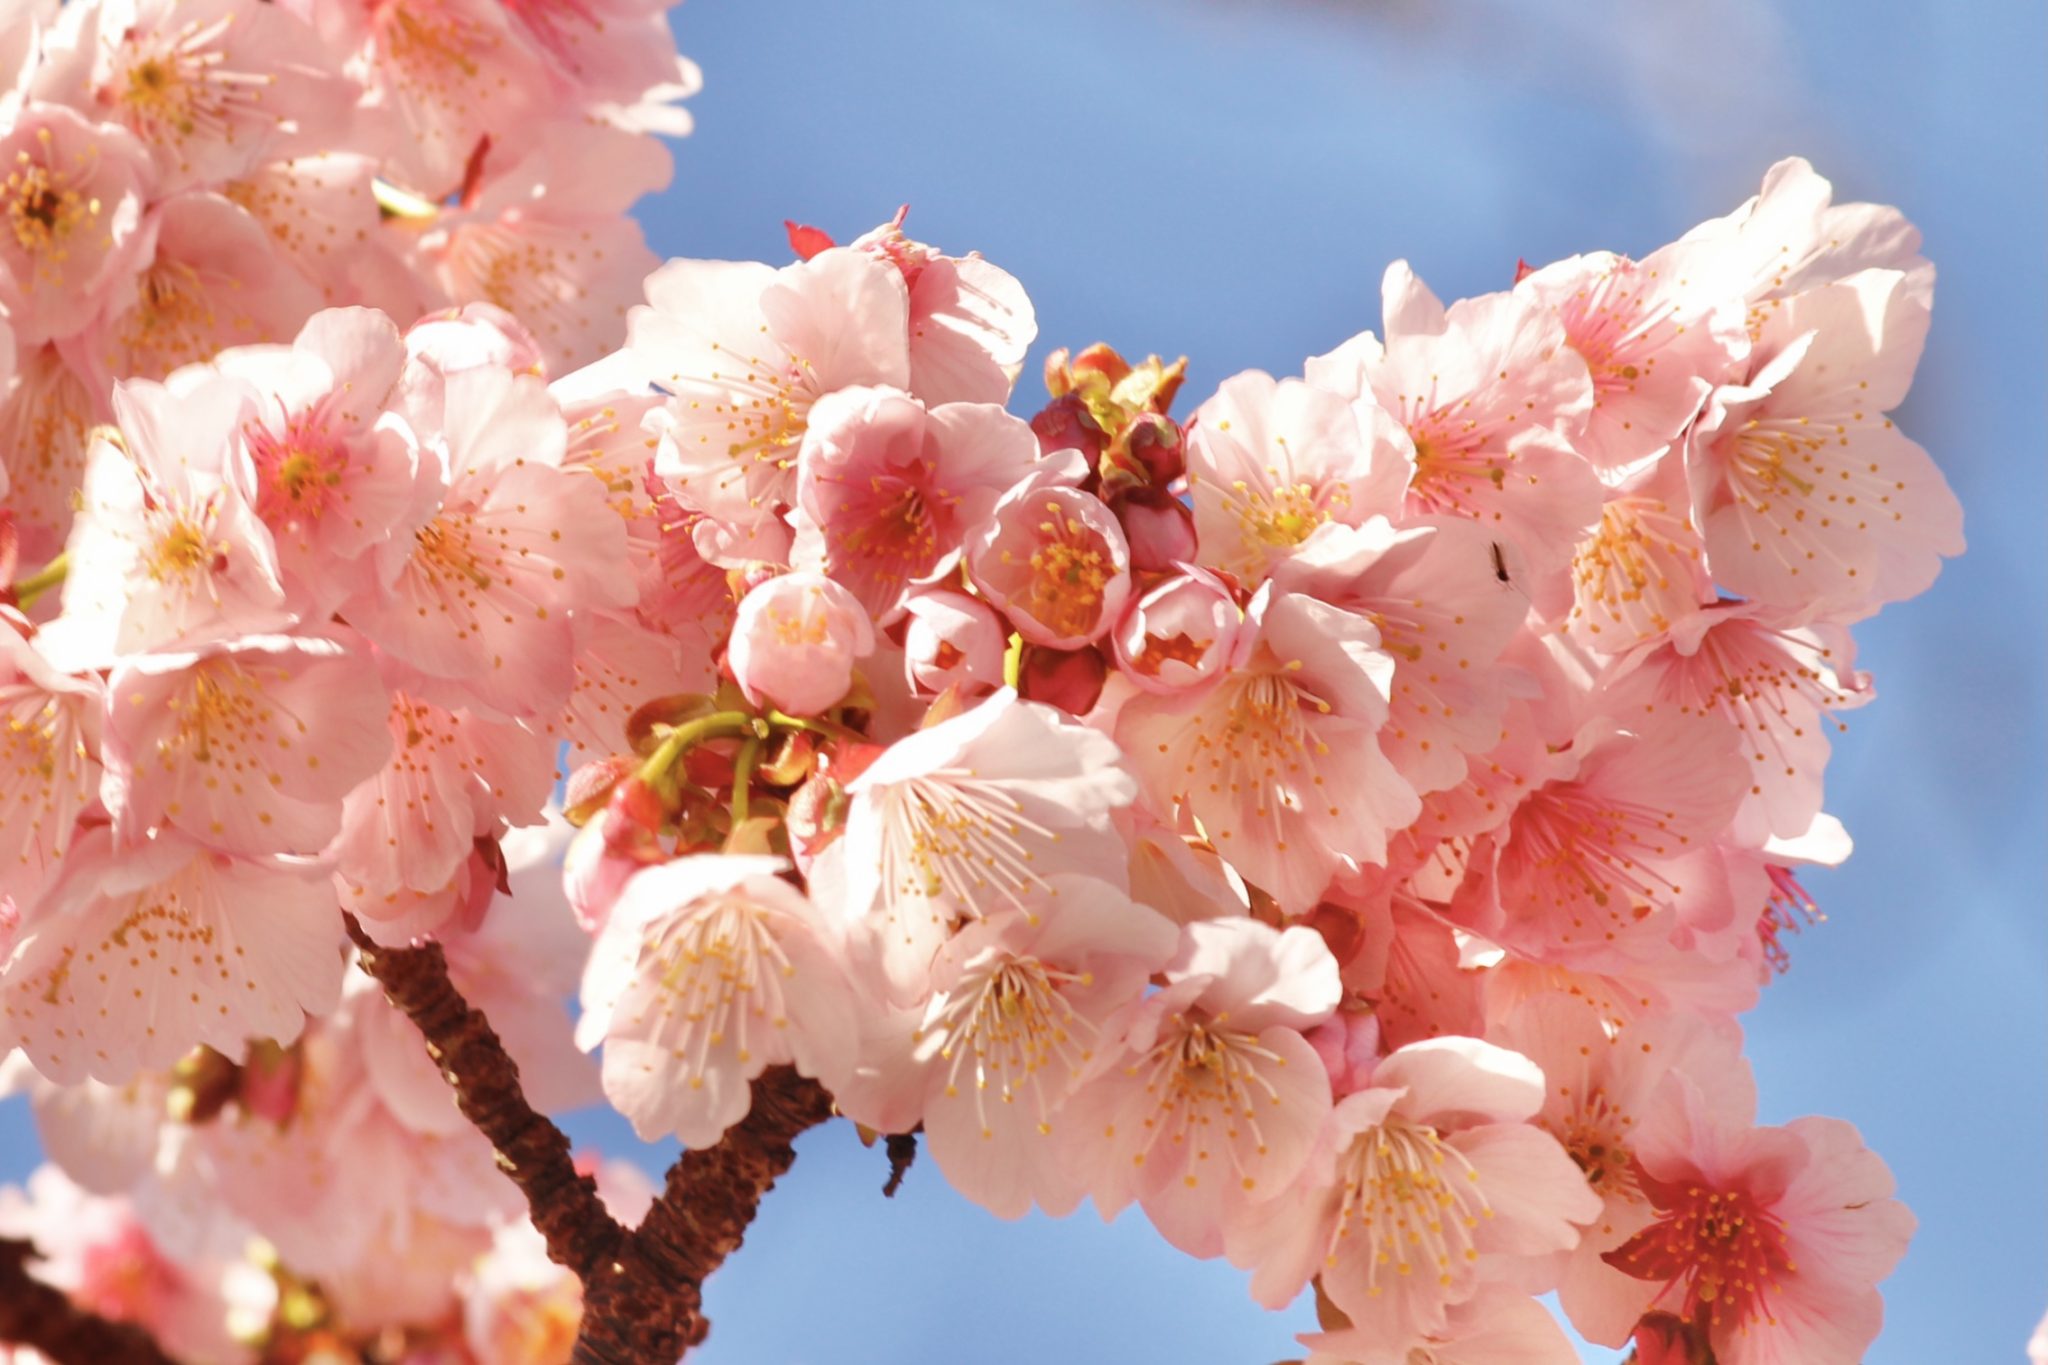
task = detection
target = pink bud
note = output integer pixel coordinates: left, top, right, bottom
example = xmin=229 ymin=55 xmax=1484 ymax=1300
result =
xmin=238 ymin=1044 xmax=303 ymax=1125
xmin=1110 ymin=568 xmax=1241 ymax=695
xmin=1016 ymin=644 xmax=1107 ymax=716
xmin=1029 ymin=394 xmax=1106 ymax=462
xmin=403 ymin=301 xmax=547 ymax=376
xmin=1116 ymin=487 xmax=1198 ymax=573
xmin=728 ymin=571 xmax=876 ymax=716
xmin=901 ymin=589 xmax=1007 ymax=696
xmin=565 ymin=810 xmax=657 ymax=935
xmin=966 ymin=484 xmax=1131 ymax=649
xmin=1303 ymin=1011 xmax=1381 ymax=1097
xmin=1120 ymin=412 xmax=1185 ymax=485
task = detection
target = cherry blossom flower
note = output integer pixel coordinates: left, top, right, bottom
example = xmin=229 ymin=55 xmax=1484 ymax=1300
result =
xmin=1184 ymin=369 xmax=1408 ymax=584
xmin=211 ymin=307 xmax=421 ymax=611
xmin=0 ymin=625 xmax=102 ymax=909
xmin=1235 ymin=1036 xmax=1601 ymax=1338
xmin=1062 ymin=918 xmax=1340 ymax=1258
xmin=1271 ymin=516 xmax=1527 ymax=798
xmin=1561 ymin=454 xmax=1714 ymax=654
xmin=1685 ymin=266 xmax=1962 ymax=616
xmin=1589 ymin=1078 xmax=1914 ymax=1365
xmin=34 ymin=0 xmax=358 ymax=193
xmin=1110 ymin=567 xmax=1244 ymax=697
xmin=333 ymin=688 xmax=554 ymax=914
xmin=0 ymin=826 xmax=345 ymax=1084
xmin=344 ymin=363 xmax=632 ymax=721
xmin=827 ymin=690 xmax=1137 ymax=999
xmin=578 ymin=854 xmax=860 ymax=1147
xmin=887 ymin=875 xmax=1177 ymax=1219
xmin=796 ymin=384 xmax=1042 ymax=620
xmin=1603 ymin=602 xmax=1870 ymax=841
xmin=419 ymin=124 xmax=667 ymax=372
xmin=0 ymin=343 xmax=103 ymax=563
xmin=1119 ymin=587 xmax=1417 ymax=912
xmin=0 ymin=103 xmax=153 ymax=346
xmin=901 ymin=588 xmax=1008 ymax=697
xmin=1516 ymin=247 xmax=1748 ymax=471
xmin=966 ymin=481 xmax=1133 ymax=650
xmin=1490 ymin=996 xmax=1756 ymax=1342
xmin=64 ymin=191 xmax=323 ymax=392
xmin=1676 ymin=157 xmax=1933 ymax=331
xmin=1449 ymin=709 xmax=1750 ymax=969
xmin=816 ymin=207 xmax=1037 ymax=405
xmin=100 ymin=629 xmax=392 ymax=857
xmin=728 ymin=571 xmax=876 ymax=718
xmin=624 ymin=247 xmax=910 ymax=524
xmin=40 ymin=371 xmax=289 ymax=670
xmin=1306 ymin=263 xmax=1603 ymax=582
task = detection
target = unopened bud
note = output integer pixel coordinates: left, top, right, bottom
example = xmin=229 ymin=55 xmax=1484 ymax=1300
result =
xmin=1016 ymin=644 xmax=1108 ymax=716
xmin=1116 ymin=488 xmax=1198 ymax=573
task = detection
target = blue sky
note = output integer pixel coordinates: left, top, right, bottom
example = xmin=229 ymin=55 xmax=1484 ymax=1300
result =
xmin=6 ymin=2 xmax=2041 ymax=1362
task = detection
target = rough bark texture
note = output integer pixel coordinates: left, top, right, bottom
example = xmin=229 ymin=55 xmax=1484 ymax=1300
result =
xmin=344 ymin=914 xmax=625 ymax=1279
xmin=0 ymin=1238 xmax=180 ymax=1365
xmin=347 ymin=915 xmax=832 ymax=1365
xmin=572 ymin=1067 xmax=833 ymax=1365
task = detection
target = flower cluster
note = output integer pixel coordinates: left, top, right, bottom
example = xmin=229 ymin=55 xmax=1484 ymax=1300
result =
xmin=0 ymin=25 xmax=1950 ymax=1351
xmin=0 ymin=0 xmax=695 ymax=568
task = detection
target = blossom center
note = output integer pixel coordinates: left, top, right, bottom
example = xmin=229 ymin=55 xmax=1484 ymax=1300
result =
xmin=1126 ymin=1018 xmax=1282 ymax=1190
xmin=1607 ymin=1180 xmax=1796 ymax=1333
xmin=148 ymin=516 xmax=219 ymax=583
xmin=921 ymin=958 xmax=1096 ymax=1137
xmin=1328 ymin=1116 xmax=1491 ymax=1293
xmin=1557 ymin=1088 xmax=1639 ymax=1203
xmin=651 ymin=899 xmax=796 ymax=1086
xmin=1020 ymin=506 xmax=1112 ymax=639
xmin=6 ymin=142 xmax=99 ymax=271
xmin=875 ymin=774 xmax=1053 ymax=919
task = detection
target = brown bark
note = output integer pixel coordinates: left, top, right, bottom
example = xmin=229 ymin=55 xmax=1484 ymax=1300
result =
xmin=343 ymin=915 xmax=624 ymax=1278
xmin=346 ymin=916 xmax=834 ymax=1364
xmin=572 ymin=1068 xmax=833 ymax=1365
xmin=0 ymin=1238 xmax=180 ymax=1365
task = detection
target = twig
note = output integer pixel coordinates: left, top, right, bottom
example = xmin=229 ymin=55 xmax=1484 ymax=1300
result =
xmin=0 ymin=1238 xmax=180 ymax=1365
xmin=343 ymin=914 xmax=624 ymax=1278
xmin=882 ymin=1131 xmax=918 ymax=1197
xmin=573 ymin=1067 xmax=833 ymax=1364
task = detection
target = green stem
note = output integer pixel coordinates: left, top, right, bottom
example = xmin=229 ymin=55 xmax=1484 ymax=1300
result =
xmin=762 ymin=710 xmax=859 ymax=743
xmin=10 ymin=554 xmax=67 ymax=611
xmin=729 ymin=735 xmax=761 ymax=825
xmin=635 ymin=710 xmax=753 ymax=789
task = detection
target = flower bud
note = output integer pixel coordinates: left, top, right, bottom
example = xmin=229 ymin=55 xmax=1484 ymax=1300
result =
xmin=1016 ymin=644 xmax=1107 ymax=716
xmin=1116 ymin=487 xmax=1198 ymax=573
xmin=1110 ymin=568 xmax=1241 ymax=695
xmin=901 ymin=590 xmax=1007 ymax=695
xmin=1029 ymin=393 xmax=1106 ymax=462
xmin=728 ymin=571 xmax=876 ymax=716
xmin=565 ymin=805 xmax=661 ymax=934
xmin=403 ymin=301 xmax=547 ymax=376
xmin=1102 ymin=411 xmax=1185 ymax=491
xmin=1304 ymin=1010 xmax=1381 ymax=1097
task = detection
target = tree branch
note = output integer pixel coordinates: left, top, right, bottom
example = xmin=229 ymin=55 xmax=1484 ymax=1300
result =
xmin=573 ymin=1067 xmax=833 ymax=1364
xmin=343 ymin=914 xmax=624 ymax=1279
xmin=0 ymin=1238 xmax=180 ymax=1365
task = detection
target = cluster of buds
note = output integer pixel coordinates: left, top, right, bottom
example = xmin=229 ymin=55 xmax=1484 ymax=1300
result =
xmin=0 ymin=26 xmax=1954 ymax=1350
